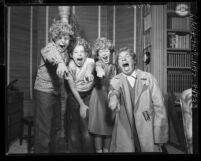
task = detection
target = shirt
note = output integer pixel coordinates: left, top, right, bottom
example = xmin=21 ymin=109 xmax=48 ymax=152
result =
xmin=34 ymin=42 xmax=67 ymax=95
xmin=68 ymin=58 xmax=95 ymax=92
xmin=122 ymin=70 xmax=137 ymax=88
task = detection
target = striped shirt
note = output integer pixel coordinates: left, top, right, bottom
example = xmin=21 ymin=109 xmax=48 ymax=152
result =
xmin=34 ymin=42 xmax=68 ymax=95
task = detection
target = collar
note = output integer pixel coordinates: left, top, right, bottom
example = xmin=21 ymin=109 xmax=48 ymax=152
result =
xmin=122 ymin=70 xmax=137 ymax=79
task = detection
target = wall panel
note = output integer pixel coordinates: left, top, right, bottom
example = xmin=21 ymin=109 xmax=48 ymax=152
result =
xmin=116 ymin=6 xmax=134 ymax=50
xmin=10 ymin=7 xmax=31 ymax=100
xmin=75 ymin=6 xmax=98 ymax=44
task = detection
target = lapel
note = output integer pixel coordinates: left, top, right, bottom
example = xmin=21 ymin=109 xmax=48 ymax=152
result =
xmin=119 ymin=73 xmax=133 ymax=129
xmin=134 ymin=69 xmax=149 ymax=113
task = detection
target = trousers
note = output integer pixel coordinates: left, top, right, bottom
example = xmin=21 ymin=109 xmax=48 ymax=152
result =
xmin=34 ymin=90 xmax=61 ymax=153
xmin=65 ymin=90 xmax=95 ymax=153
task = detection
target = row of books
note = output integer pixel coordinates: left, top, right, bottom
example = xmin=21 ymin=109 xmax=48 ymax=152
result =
xmin=167 ymin=52 xmax=191 ymax=67
xmin=167 ymin=70 xmax=192 ymax=93
xmin=167 ymin=33 xmax=190 ymax=49
xmin=167 ymin=17 xmax=190 ymax=30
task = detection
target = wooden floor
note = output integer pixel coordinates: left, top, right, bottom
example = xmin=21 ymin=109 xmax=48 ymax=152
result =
xmin=6 ymin=134 xmax=185 ymax=155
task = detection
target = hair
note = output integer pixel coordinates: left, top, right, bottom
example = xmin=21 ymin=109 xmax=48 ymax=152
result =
xmin=116 ymin=47 xmax=137 ymax=66
xmin=68 ymin=37 xmax=91 ymax=58
xmin=93 ymin=37 xmax=114 ymax=60
xmin=48 ymin=20 xmax=74 ymax=42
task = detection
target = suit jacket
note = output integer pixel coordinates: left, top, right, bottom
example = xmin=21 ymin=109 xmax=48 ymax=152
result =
xmin=109 ymin=69 xmax=168 ymax=152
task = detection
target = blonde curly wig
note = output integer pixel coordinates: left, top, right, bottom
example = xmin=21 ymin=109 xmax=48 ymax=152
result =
xmin=68 ymin=37 xmax=92 ymax=57
xmin=49 ymin=20 xmax=74 ymax=42
xmin=93 ymin=37 xmax=114 ymax=58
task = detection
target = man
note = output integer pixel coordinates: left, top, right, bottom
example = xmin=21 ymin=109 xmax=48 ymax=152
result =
xmin=108 ymin=47 xmax=168 ymax=152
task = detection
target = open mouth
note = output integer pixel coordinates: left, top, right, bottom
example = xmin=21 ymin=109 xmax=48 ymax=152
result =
xmin=103 ymin=55 xmax=108 ymax=60
xmin=59 ymin=44 xmax=65 ymax=49
xmin=77 ymin=58 xmax=83 ymax=62
xmin=123 ymin=63 xmax=129 ymax=68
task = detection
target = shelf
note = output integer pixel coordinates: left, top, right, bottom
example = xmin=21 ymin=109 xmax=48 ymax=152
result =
xmin=167 ymin=67 xmax=191 ymax=70
xmin=167 ymin=48 xmax=191 ymax=51
xmin=167 ymin=29 xmax=191 ymax=34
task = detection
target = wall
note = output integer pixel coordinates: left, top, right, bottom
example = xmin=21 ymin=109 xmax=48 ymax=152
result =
xmin=115 ymin=6 xmax=134 ymax=50
xmin=9 ymin=7 xmax=31 ymax=100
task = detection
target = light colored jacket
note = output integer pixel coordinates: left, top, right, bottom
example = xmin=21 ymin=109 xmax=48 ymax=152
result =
xmin=109 ymin=69 xmax=168 ymax=152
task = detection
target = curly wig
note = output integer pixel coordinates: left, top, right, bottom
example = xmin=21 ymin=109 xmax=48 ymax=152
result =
xmin=93 ymin=37 xmax=114 ymax=59
xmin=68 ymin=37 xmax=92 ymax=57
xmin=48 ymin=20 xmax=74 ymax=42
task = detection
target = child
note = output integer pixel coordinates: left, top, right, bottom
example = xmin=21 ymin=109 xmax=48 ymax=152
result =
xmin=34 ymin=20 xmax=74 ymax=153
xmin=88 ymin=37 xmax=116 ymax=153
xmin=108 ymin=47 xmax=168 ymax=152
xmin=64 ymin=37 xmax=95 ymax=153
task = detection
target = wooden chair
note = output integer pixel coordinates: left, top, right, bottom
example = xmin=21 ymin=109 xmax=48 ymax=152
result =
xmin=165 ymin=92 xmax=188 ymax=153
xmin=180 ymin=88 xmax=192 ymax=154
xmin=19 ymin=100 xmax=34 ymax=154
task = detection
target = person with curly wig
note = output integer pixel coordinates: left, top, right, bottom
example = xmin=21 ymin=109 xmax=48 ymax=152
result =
xmin=88 ymin=37 xmax=117 ymax=153
xmin=108 ymin=47 xmax=168 ymax=152
xmin=34 ymin=20 xmax=74 ymax=153
xmin=64 ymin=37 xmax=96 ymax=153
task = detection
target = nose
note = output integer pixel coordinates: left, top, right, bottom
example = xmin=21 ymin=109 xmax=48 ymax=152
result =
xmin=122 ymin=57 xmax=126 ymax=61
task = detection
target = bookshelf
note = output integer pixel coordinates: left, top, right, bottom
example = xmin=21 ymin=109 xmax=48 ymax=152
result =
xmin=166 ymin=2 xmax=192 ymax=93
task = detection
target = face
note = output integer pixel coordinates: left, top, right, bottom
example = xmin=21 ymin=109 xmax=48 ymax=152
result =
xmin=118 ymin=51 xmax=135 ymax=75
xmin=72 ymin=45 xmax=87 ymax=67
xmin=55 ymin=35 xmax=70 ymax=51
xmin=98 ymin=48 xmax=111 ymax=64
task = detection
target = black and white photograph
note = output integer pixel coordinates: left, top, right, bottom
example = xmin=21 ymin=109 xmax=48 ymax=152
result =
xmin=4 ymin=1 xmax=198 ymax=155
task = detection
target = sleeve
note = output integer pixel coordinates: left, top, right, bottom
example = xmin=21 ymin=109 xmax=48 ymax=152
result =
xmin=85 ymin=58 xmax=95 ymax=73
xmin=108 ymin=76 xmax=121 ymax=99
xmin=96 ymin=61 xmax=104 ymax=73
xmin=150 ymin=74 xmax=169 ymax=144
xmin=67 ymin=60 xmax=75 ymax=80
xmin=41 ymin=43 xmax=65 ymax=66
xmin=109 ymin=64 xmax=117 ymax=79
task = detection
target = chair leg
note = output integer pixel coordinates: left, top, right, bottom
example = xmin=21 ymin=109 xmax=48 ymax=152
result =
xmin=27 ymin=123 xmax=32 ymax=153
xmin=19 ymin=119 xmax=24 ymax=145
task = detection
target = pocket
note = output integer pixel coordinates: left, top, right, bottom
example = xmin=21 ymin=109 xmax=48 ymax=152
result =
xmin=142 ymin=109 xmax=154 ymax=122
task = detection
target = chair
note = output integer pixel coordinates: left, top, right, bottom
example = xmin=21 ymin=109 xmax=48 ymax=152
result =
xmin=180 ymin=88 xmax=192 ymax=154
xmin=19 ymin=102 xmax=34 ymax=154
xmin=166 ymin=92 xmax=188 ymax=153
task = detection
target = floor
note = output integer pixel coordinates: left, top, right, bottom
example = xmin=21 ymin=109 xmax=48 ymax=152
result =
xmin=6 ymin=134 xmax=186 ymax=155
xmin=5 ymin=119 xmax=187 ymax=155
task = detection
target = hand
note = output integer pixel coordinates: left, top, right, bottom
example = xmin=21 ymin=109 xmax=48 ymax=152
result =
xmin=84 ymin=71 xmax=94 ymax=82
xmin=97 ymin=69 xmax=105 ymax=78
xmin=80 ymin=104 xmax=89 ymax=119
xmin=56 ymin=62 xmax=68 ymax=79
xmin=109 ymin=95 xmax=120 ymax=111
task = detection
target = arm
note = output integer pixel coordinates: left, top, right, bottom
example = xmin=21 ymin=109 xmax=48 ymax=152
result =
xmin=96 ymin=61 xmax=105 ymax=78
xmin=41 ymin=43 xmax=68 ymax=78
xmin=41 ymin=43 xmax=65 ymax=66
xmin=84 ymin=59 xmax=95 ymax=82
xmin=67 ymin=75 xmax=89 ymax=118
xmin=150 ymin=75 xmax=168 ymax=144
xmin=108 ymin=77 xmax=121 ymax=121
xmin=108 ymin=77 xmax=120 ymax=110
